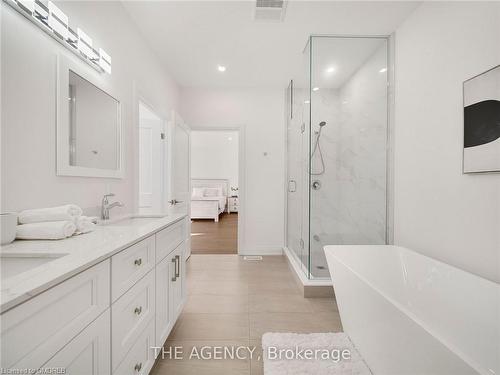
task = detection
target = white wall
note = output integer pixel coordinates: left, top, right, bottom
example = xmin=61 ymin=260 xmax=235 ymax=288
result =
xmin=394 ymin=2 xmax=500 ymax=282
xmin=181 ymin=88 xmax=285 ymax=254
xmin=1 ymin=1 xmax=180 ymax=215
xmin=191 ymin=131 xmax=239 ymax=190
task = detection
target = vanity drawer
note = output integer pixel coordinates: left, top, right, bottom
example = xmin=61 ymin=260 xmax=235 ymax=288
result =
xmin=113 ymin=312 xmax=156 ymax=375
xmin=0 ymin=260 xmax=110 ymax=370
xmin=112 ymin=269 xmax=155 ymax=371
xmin=111 ymin=235 xmax=155 ymax=302
xmin=156 ymin=219 xmax=185 ymax=262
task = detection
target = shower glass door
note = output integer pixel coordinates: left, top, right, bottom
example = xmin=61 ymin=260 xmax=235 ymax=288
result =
xmin=286 ymin=42 xmax=311 ymax=274
xmin=308 ymin=36 xmax=389 ymax=278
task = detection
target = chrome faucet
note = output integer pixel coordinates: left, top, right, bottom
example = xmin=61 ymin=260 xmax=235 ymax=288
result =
xmin=101 ymin=193 xmax=124 ymax=220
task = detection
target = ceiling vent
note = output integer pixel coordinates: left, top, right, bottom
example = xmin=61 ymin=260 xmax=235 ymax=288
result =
xmin=254 ymin=0 xmax=287 ymax=22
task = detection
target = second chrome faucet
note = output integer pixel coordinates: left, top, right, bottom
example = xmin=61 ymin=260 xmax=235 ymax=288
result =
xmin=101 ymin=193 xmax=124 ymax=220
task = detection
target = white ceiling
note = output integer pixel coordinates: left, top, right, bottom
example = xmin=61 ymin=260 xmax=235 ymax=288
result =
xmin=122 ymin=1 xmax=419 ymax=89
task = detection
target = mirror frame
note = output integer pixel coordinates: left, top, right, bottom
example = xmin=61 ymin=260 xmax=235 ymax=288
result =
xmin=56 ymin=54 xmax=123 ymax=178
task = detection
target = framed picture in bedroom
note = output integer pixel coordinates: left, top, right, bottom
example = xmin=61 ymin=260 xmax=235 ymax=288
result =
xmin=463 ymin=65 xmax=500 ymax=173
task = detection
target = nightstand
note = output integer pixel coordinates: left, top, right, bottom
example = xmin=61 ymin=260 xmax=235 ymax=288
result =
xmin=227 ymin=196 xmax=239 ymax=213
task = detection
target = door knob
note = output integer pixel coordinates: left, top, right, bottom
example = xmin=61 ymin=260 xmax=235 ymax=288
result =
xmin=168 ymin=199 xmax=184 ymax=205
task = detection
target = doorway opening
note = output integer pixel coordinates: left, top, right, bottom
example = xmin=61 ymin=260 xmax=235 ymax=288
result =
xmin=190 ymin=130 xmax=239 ymax=254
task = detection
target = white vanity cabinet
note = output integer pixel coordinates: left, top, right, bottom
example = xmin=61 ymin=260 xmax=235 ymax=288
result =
xmin=155 ymin=253 xmax=174 ymax=346
xmin=155 ymin=222 xmax=187 ymax=347
xmin=0 ymin=217 xmax=188 ymax=375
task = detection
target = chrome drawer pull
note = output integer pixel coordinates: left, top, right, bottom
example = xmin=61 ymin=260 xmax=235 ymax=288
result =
xmin=134 ymin=258 xmax=142 ymax=266
xmin=134 ymin=306 xmax=142 ymax=315
xmin=171 ymin=258 xmax=177 ymax=281
xmin=134 ymin=362 xmax=142 ymax=372
xmin=175 ymin=255 xmax=180 ymax=278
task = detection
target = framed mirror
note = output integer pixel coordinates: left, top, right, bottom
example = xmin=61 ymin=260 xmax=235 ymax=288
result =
xmin=57 ymin=55 xmax=123 ymax=178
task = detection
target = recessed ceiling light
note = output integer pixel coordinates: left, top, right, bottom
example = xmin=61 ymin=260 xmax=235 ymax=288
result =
xmin=326 ymin=66 xmax=335 ymax=73
xmin=304 ymin=100 xmax=310 ymax=104
xmin=217 ymin=65 xmax=226 ymax=72
xmin=312 ymin=87 xmax=319 ymax=91
xmin=379 ymin=68 xmax=387 ymax=73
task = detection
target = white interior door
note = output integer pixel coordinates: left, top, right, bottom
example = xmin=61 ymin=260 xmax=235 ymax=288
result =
xmin=139 ymin=103 xmax=164 ymax=214
xmin=168 ymin=111 xmax=191 ymax=257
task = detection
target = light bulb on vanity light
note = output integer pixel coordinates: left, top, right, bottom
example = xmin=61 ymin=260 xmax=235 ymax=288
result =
xmin=17 ymin=0 xmax=35 ymax=14
xmin=77 ymin=28 xmax=96 ymax=60
xmin=217 ymin=65 xmax=226 ymax=72
xmin=99 ymin=48 xmax=112 ymax=74
xmin=48 ymin=1 xmax=68 ymax=40
xmin=312 ymin=87 xmax=319 ymax=92
xmin=379 ymin=67 xmax=387 ymax=73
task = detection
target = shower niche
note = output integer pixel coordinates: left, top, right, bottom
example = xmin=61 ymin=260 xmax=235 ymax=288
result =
xmin=286 ymin=36 xmax=390 ymax=280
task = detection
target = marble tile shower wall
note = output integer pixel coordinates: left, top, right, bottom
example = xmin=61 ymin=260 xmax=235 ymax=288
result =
xmin=309 ymin=45 xmax=388 ymax=277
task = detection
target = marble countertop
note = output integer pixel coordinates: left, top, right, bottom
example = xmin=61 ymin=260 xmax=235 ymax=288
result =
xmin=0 ymin=213 xmax=187 ymax=313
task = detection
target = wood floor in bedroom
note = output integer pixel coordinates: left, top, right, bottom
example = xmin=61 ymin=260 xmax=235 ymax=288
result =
xmin=191 ymin=213 xmax=238 ymax=254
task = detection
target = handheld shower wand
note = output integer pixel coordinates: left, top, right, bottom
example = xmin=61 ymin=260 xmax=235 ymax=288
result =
xmin=311 ymin=121 xmax=327 ymax=176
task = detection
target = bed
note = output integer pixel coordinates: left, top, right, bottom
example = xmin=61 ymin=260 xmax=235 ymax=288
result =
xmin=190 ymin=179 xmax=228 ymax=222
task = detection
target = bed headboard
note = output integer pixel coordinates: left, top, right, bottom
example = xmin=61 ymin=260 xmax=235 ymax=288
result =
xmin=191 ymin=179 xmax=229 ymax=197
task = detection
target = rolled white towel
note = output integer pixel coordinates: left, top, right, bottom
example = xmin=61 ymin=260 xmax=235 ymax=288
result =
xmin=74 ymin=216 xmax=95 ymax=234
xmin=16 ymin=221 xmax=76 ymax=240
xmin=18 ymin=204 xmax=83 ymax=224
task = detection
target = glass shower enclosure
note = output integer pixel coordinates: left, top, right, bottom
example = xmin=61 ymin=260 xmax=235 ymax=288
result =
xmin=286 ymin=36 xmax=389 ymax=279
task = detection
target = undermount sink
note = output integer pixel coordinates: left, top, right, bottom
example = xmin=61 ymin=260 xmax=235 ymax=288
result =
xmin=0 ymin=253 xmax=67 ymax=281
xmin=98 ymin=214 xmax=167 ymax=227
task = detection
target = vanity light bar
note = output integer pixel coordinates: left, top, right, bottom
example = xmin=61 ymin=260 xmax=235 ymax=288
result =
xmin=3 ymin=0 xmax=112 ymax=75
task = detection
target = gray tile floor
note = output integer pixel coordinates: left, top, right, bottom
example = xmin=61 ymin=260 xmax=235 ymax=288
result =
xmin=151 ymin=255 xmax=342 ymax=375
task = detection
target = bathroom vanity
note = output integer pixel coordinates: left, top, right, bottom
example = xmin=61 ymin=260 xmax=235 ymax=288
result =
xmin=0 ymin=213 xmax=188 ymax=374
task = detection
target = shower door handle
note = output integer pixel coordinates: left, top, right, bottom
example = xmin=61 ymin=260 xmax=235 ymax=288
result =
xmin=288 ymin=180 xmax=297 ymax=192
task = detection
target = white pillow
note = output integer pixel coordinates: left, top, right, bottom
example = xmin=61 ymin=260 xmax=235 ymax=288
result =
xmin=192 ymin=187 xmax=205 ymax=198
xmin=204 ymin=188 xmax=222 ymax=197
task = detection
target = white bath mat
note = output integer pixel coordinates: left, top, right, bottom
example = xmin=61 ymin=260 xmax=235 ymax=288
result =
xmin=262 ymin=332 xmax=371 ymax=375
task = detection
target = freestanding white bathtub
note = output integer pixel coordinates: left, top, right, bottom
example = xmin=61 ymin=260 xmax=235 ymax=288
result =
xmin=324 ymin=245 xmax=499 ymax=375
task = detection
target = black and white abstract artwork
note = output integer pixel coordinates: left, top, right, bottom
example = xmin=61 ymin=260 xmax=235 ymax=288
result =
xmin=463 ymin=65 xmax=500 ymax=173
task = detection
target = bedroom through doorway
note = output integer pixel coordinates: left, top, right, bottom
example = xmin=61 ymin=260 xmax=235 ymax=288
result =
xmin=190 ymin=130 xmax=239 ymax=254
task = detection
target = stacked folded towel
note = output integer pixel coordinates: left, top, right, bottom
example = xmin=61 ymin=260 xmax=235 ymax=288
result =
xmin=18 ymin=204 xmax=82 ymax=224
xmin=16 ymin=204 xmax=95 ymax=240
xmin=16 ymin=221 xmax=77 ymax=240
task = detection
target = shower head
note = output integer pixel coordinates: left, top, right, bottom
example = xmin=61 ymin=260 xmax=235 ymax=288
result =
xmin=319 ymin=121 xmax=327 ymax=127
